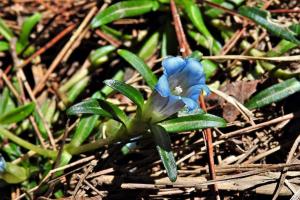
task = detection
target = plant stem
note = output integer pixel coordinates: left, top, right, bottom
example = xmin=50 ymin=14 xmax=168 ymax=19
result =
xmin=68 ymin=138 xmax=112 ymax=155
xmin=0 ymin=127 xmax=56 ymax=158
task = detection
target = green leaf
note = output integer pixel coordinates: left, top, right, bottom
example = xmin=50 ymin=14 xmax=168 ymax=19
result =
xmin=239 ymin=6 xmax=300 ymax=45
xmin=289 ymin=24 xmax=300 ymax=35
xmin=18 ymin=13 xmax=42 ymax=47
xmin=177 ymin=0 xmax=221 ymax=53
xmin=0 ymin=18 xmax=14 ymax=41
xmin=117 ymin=49 xmax=157 ymax=89
xmin=0 ymin=41 xmax=9 ymax=51
xmin=97 ymin=99 xmax=129 ymax=126
xmin=245 ymin=78 xmax=300 ymax=109
xmin=0 ymin=163 xmax=28 ymax=184
xmin=68 ymin=115 xmax=99 ymax=148
xmin=150 ymin=124 xmax=177 ymax=182
xmin=66 ymin=99 xmax=112 ymax=118
xmin=0 ymin=103 xmax=35 ymax=125
xmin=0 ymin=87 xmax=15 ymax=114
xmin=104 ymin=79 xmax=144 ymax=110
xmin=160 ymin=113 xmax=226 ymax=133
xmin=89 ymin=45 xmax=116 ymax=67
xmin=101 ymin=70 xmax=124 ymax=96
xmin=138 ymin=31 xmax=160 ymax=61
xmin=67 ymin=92 xmax=103 ymax=150
xmin=91 ymin=1 xmax=160 ymax=28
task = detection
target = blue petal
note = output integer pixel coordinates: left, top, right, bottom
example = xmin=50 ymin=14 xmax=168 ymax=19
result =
xmin=182 ymin=97 xmax=199 ymax=111
xmin=160 ymin=95 xmax=184 ymax=117
xmin=186 ymin=84 xmax=210 ymax=101
xmin=162 ymin=56 xmax=186 ymax=76
xmin=150 ymin=91 xmax=169 ymax=112
xmin=181 ymin=58 xmax=205 ymax=86
xmin=154 ymin=75 xmax=170 ymax=97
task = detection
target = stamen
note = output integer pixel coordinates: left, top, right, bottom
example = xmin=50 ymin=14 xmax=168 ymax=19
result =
xmin=174 ymin=86 xmax=183 ymax=95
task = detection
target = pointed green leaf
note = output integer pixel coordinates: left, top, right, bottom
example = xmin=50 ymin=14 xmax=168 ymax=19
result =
xmin=0 ymin=41 xmax=9 ymax=52
xmin=177 ymin=0 xmax=221 ymax=53
xmin=117 ymin=49 xmax=157 ymax=89
xmin=18 ymin=13 xmax=42 ymax=47
xmin=0 ymin=18 xmax=14 ymax=41
xmin=91 ymin=1 xmax=160 ymax=28
xmin=89 ymin=45 xmax=116 ymax=67
xmin=66 ymin=99 xmax=112 ymax=118
xmin=68 ymin=92 xmax=103 ymax=149
xmin=101 ymin=70 xmax=124 ymax=96
xmin=0 ymin=103 xmax=35 ymax=125
xmin=97 ymin=99 xmax=129 ymax=126
xmin=245 ymin=78 xmax=300 ymax=109
xmin=239 ymin=6 xmax=300 ymax=45
xmin=0 ymin=87 xmax=15 ymax=114
xmin=150 ymin=124 xmax=177 ymax=182
xmin=138 ymin=31 xmax=160 ymax=61
xmin=0 ymin=163 xmax=28 ymax=184
xmin=104 ymin=79 xmax=144 ymax=110
xmin=160 ymin=113 xmax=226 ymax=133
xmin=68 ymin=115 xmax=99 ymax=148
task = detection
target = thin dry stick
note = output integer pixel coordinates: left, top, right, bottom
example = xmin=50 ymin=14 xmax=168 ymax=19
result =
xmin=214 ymin=0 xmax=273 ymax=55
xmin=220 ymin=111 xmax=300 ymax=139
xmin=17 ymin=23 xmax=76 ymax=69
xmin=243 ymin=146 xmax=281 ymax=164
xmin=228 ymin=31 xmax=267 ymax=68
xmin=83 ymin=179 xmax=105 ymax=197
xmin=170 ymin=0 xmax=218 ymax=198
xmin=73 ymin=160 xmax=98 ymax=198
xmin=272 ymin=134 xmax=300 ymax=200
xmin=202 ymin=54 xmax=300 ymax=62
xmin=16 ymin=156 xmax=96 ymax=200
xmin=170 ymin=0 xmax=191 ymax=57
xmin=17 ymin=69 xmax=57 ymax=150
xmin=33 ymin=6 xmax=98 ymax=95
xmin=221 ymin=28 xmax=245 ymax=55
xmin=62 ymin=23 xmax=91 ymax=63
xmin=209 ymin=87 xmax=255 ymax=125
xmin=95 ymin=29 xmax=122 ymax=47
xmin=200 ymin=94 xmax=219 ymax=199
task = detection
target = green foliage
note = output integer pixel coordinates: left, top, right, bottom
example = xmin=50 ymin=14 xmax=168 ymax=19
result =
xmin=160 ymin=113 xmax=227 ymax=133
xmin=91 ymin=1 xmax=160 ymax=28
xmin=245 ymin=78 xmax=300 ymax=109
xmin=239 ymin=6 xmax=300 ymax=45
xmin=0 ymin=162 xmax=28 ymax=184
xmin=104 ymin=79 xmax=144 ymax=111
xmin=0 ymin=41 xmax=9 ymax=51
xmin=67 ymin=99 xmax=113 ymax=118
xmin=0 ymin=103 xmax=35 ymax=125
xmin=89 ymin=45 xmax=116 ymax=66
xmin=17 ymin=13 xmax=42 ymax=53
xmin=118 ymin=49 xmax=158 ymax=89
xmin=150 ymin=124 xmax=177 ymax=182
xmin=0 ymin=18 xmax=14 ymax=41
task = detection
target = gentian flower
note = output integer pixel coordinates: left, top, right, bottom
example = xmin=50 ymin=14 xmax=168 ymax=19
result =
xmin=0 ymin=156 xmax=6 ymax=173
xmin=143 ymin=56 xmax=209 ymax=123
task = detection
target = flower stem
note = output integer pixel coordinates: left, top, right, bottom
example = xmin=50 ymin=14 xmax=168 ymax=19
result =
xmin=68 ymin=138 xmax=112 ymax=155
xmin=0 ymin=127 xmax=56 ymax=159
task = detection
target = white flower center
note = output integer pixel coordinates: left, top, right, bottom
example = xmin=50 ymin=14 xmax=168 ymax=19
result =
xmin=173 ymin=86 xmax=183 ymax=95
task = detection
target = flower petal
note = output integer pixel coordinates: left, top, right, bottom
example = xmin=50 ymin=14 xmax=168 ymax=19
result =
xmin=186 ymin=84 xmax=210 ymax=101
xmin=162 ymin=56 xmax=186 ymax=76
xmin=155 ymin=75 xmax=170 ymax=97
xmin=181 ymin=58 xmax=205 ymax=86
xmin=160 ymin=95 xmax=185 ymax=117
xmin=181 ymin=97 xmax=199 ymax=111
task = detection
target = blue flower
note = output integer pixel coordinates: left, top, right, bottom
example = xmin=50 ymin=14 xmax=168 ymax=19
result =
xmin=143 ymin=56 xmax=209 ymax=122
xmin=0 ymin=156 xmax=6 ymax=173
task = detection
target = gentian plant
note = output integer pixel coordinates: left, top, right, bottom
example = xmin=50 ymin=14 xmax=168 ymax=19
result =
xmin=67 ymin=50 xmax=226 ymax=182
